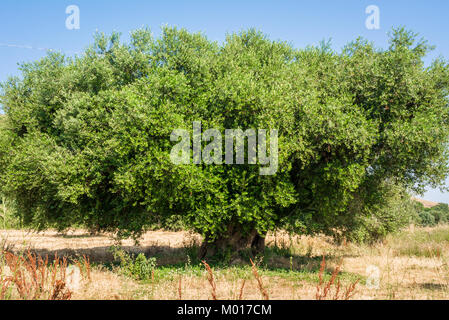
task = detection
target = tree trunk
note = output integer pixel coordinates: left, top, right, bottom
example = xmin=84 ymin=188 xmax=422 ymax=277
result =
xmin=199 ymin=224 xmax=266 ymax=259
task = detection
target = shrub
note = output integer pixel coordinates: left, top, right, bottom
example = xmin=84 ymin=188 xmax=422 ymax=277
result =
xmin=418 ymin=211 xmax=436 ymax=227
xmin=429 ymin=204 xmax=449 ymax=225
xmin=282 ymin=180 xmax=419 ymax=243
xmin=110 ymin=246 xmax=156 ymax=281
xmin=414 ymin=203 xmax=449 ymax=227
xmin=343 ymin=184 xmax=419 ymax=243
xmin=0 ymin=195 xmax=21 ymax=229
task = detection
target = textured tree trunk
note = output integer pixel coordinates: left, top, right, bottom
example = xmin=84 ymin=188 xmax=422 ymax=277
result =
xmin=199 ymin=224 xmax=266 ymax=259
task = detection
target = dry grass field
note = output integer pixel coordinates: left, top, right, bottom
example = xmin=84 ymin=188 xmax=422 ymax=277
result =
xmin=1 ymin=225 xmax=449 ymax=300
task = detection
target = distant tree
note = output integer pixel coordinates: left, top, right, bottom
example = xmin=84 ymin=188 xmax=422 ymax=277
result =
xmin=430 ymin=203 xmax=449 ymax=224
xmin=1 ymin=27 xmax=448 ymax=256
xmin=415 ymin=203 xmax=449 ymax=226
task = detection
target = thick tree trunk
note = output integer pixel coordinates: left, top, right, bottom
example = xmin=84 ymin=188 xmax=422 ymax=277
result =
xmin=199 ymin=224 xmax=266 ymax=259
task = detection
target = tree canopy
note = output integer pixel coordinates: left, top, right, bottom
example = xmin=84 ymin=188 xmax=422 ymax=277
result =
xmin=1 ymin=27 xmax=448 ymax=254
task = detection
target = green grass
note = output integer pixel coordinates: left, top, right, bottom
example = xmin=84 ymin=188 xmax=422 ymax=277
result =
xmin=105 ymin=243 xmax=364 ymax=288
xmin=394 ymin=227 xmax=449 ymax=243
xmin=388 ymin=225 xmax=449 ymax=258
xmin=125 ymin=262 xmax=364 ymax=288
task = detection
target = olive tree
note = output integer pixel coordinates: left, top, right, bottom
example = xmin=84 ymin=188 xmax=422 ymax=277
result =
xmin=1 ymin=27 xmax=448 ymax=257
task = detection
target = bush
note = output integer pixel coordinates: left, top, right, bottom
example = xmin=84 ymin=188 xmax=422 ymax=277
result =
xmin=281 ymin=180 xmax=421 ymax=244
xmin=0 ymin=195 xmax=21 ymax=229
xmin=413 ymin=203 xmax=449 ymax=227
xmin=110 ymin=246 xmax=156 ymax=281
xmin=340 ymin=182 xmax=417 ymax=243
xmin=429 ymin=204 xmax=449 ymax=225
xmin=417 ymin=211 xmax=436 ymax=227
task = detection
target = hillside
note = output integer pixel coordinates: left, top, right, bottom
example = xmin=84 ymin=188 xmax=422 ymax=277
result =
xmin=412 ymin=197 xmax=440 ymax=208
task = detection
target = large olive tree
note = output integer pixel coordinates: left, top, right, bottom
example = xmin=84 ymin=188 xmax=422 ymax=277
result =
xmin=1 ymin=27 xmax=448 ymax=257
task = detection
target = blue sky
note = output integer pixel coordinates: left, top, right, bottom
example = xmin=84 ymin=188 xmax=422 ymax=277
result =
xmin=0 ymin=0 xmax=448 ymax=202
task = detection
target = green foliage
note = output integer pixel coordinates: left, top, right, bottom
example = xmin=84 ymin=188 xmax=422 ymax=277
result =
xmin=110 ymin=246 xmax=156 ymax=280
xmin=429 ymin=203 xmax=449 ymax=224
xmin=0 ymin=26 xmax=448 ymax=244
xmin=347 ymin=192 xmax=416 ymax=243
xmin=414 ymin=203 xmax=449 ymax=227
xmin=0 ymin=114 xmax=21 ymax=228
xmin=291 ymin=180 xmax=419 ymax=243
xmin=418 ymin=210 xmax=436 ymax=227
xmin=0 ymin=114 xmax=11 ymax=195
xmin=0 ymin=196 xmax=21 ymax=229
xmin=145 ymin=214 xmax=188 ymax=232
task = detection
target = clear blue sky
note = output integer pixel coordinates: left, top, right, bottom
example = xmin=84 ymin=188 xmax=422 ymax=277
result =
xmin=1 ymin=0 xmax=448 ymax=202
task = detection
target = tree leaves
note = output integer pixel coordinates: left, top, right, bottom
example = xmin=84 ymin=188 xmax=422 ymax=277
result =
xmin=0 ymin=27 xmax=448 ymax=241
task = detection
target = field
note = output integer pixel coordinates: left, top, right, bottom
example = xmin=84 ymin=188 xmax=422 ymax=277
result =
xmin=1 ymin=225 xmax=449 ymax=300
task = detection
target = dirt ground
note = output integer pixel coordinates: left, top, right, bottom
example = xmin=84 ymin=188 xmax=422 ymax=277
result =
xmin=1 ymin=229 xmax=201 ymax=262
xmin=1 ymin=226 xmax=449 ymax=300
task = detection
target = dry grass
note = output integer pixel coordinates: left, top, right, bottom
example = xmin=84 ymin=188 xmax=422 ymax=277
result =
xmin=250 ymin=259 xmax=269 ymax=300
xmin=0 ymin=251 xmax=72 ymax=300
xmin=238 ymin=279 xmax=246 ymax=300
xmin=0 ymin=229 xmax=201 ymax=263
xmin=202 ymin=261 xmax=217 ymax=300
xmin=1 ymin=225 xmax=449 ymax=300
xmin=315 ymin=256 xmax=358 ymax=300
